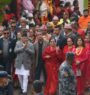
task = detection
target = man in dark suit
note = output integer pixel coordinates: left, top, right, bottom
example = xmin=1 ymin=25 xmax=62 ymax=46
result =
xmin=34 ymin=31 xmax=49 ymax=81
xmin=9 ymin=21 xmax=18 ymax=40
xmin=53 ymin=27 xmax=67 ymax=49
xmin=0 ymin=29 xmax=16 ymax=75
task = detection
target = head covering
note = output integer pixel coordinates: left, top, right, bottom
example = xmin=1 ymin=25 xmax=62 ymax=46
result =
xmin=64 ymin=23 xmax=72 ymax=29
xmin=40 ymin=25 xmax=47 ymax=31
xmin=20 ymin=17 xmax=27 ymax=22
xmin=53 ymin=16 xmax=59 ymax=21
xmin=24 ymin=10 xmax=29 ymax=14
xmin=27 ymin=13 xmax=33 ymax=18
xmin=47 ymin=22 xmax=52 ymax=28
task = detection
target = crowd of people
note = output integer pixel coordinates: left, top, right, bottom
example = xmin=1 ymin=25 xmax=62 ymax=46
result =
xmin=0 ymin=0 xmax=90 ymax=95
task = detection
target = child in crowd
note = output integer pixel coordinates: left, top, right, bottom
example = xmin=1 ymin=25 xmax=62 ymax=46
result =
xmin=33 ymin=80 xmax=43 ymax=95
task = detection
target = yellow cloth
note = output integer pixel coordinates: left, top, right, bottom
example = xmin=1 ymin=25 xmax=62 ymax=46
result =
xmin=58 ymin=19 xmax=71 ymax=25
xmin=49 ymin=21 xmax=61 ymax=28
xmin=48 ymin=4 xmax=53 ymax=15
xmin=46 ymin=0 xmax=53 ymax=15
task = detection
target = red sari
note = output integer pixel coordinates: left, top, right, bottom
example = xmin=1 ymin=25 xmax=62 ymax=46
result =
xmin=78 ymin=29 xmax=85 ymax=39
xmin=75 ymin=47 xmax=88 ymax=95
xmin=63 ymin=45 xmax=76 ymax=60
xmin=85 ymin=42 xmax=90 ymax=88
xmin=42 ymin=46 xmax=62 ymax=95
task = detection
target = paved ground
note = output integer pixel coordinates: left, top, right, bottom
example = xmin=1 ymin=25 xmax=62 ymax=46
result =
xmin=14 ymin=89 xmax=32 ymax=95
xmin=14 ymin=84 xmax=33 ymax=95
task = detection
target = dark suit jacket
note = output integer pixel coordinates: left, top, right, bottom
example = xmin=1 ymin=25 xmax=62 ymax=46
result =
xmin=57 ymin=34 xmax=67 ymax=49
xmin=0 ymin=38 xmax=16 ymax=63
xmin=14 ymin=40 xmax=34 ymax=70
xmin=34 ymin=40 xmax=49 ymax=67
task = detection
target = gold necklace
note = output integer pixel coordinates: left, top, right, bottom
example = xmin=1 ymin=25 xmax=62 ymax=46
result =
xmin=76 ymin=47 xmax=83 ymax=56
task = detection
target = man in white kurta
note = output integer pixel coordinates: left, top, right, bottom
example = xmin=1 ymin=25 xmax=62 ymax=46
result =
xmin=14 ymin=33 xmax=34 ymax=95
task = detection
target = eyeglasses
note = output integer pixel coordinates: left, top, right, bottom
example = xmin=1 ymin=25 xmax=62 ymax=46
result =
xmin=11 ymin=26 xmax=15 ymax=27
xmin=4 ymin=33 xmax=9 ymax=35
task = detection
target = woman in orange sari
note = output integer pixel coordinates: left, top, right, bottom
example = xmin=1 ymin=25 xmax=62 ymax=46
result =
xmin=75 ymin=37 xmax=88 ymax=95
xmin=42 ymin=38 xmax=62 ymax=95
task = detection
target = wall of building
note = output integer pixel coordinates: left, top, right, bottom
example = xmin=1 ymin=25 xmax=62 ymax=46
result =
xmin=79 ymin=0 xmax=84 ymax=14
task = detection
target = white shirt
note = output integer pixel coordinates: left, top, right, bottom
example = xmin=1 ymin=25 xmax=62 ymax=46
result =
xmin=15 ymin=64 xmax=30 ymax=76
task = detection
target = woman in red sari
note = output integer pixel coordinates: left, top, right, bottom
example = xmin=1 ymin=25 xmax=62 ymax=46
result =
xmin=85 ymin=34 xmax=90 ymax=88
xmin=42 ymin=38 xmax=62 ymax=95
xmin=63 ymin=37 xmax=76 ymax=60
xmin=75 ymin=37 xmax=88 ymax=95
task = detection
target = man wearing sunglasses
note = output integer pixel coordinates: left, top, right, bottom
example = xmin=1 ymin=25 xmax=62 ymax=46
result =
xmin=0 ymin=29 xmax=16 ymax=75
xmin=9 ymin=21 xmax=18 ymax=40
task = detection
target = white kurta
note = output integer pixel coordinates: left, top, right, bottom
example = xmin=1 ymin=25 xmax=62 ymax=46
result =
xmin=15 ymin=64 xmax=30 ymax=76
